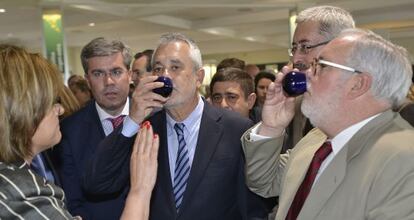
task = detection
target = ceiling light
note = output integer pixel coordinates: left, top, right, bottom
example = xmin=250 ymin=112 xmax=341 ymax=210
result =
xmin=88 ymin=23 xmax=95 ymax=27
xmin=0 ymin=9 xmax=6 ymax=13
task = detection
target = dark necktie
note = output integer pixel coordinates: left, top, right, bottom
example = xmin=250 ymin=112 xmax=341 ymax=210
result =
xmin=173 ymin=123 xmax=190 ymax=212
xmin=109 ymin=115 xmax=125 ymax=129
xmin=285 ymin=141 xmax=332 ymax=220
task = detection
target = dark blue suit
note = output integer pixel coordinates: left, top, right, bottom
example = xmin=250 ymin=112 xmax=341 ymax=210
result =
xmin=55 ymin=101 xmax=127 ymax=220
xmin=83 ymin=102 xmax=267 ymax=220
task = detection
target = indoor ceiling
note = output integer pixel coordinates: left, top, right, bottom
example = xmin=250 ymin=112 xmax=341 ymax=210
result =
xmin=0 ymin=0 xmax=414 ymax=56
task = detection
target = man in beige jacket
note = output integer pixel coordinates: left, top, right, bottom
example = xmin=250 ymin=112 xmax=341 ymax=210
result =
xmin=242 ymin=28 xmax=414 ymax=220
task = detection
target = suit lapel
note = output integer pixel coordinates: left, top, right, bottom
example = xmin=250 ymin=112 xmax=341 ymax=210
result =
xmin=178 ymin=104 xmax=223 ymax=214
xmin=277 ymin=129 xmax=327 ymax=220
xmin=152 ymin=111 xmax=177 ymax=217
xmin=298 ymin=145 xmax=347 ymax=220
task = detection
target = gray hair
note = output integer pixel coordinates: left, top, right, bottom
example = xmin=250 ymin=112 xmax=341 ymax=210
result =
xmin=153 ymin=33 xmax=203 ymax=72
xmin=80 ymin=37 xmax=132 ymax=74
xmin=340 ymin=28 xmax=413 ymax=108
xmin=296 ymin=6 xmax=355 ymax=41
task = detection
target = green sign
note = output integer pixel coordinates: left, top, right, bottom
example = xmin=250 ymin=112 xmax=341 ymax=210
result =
xmin=42 ymin=13 xmax=66 ymax=73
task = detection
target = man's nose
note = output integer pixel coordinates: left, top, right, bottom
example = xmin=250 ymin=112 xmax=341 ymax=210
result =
xmin=220 ymin=99 xmax=230 ymax=109
xmin=103 ymin=73 xmax=115 ymax=85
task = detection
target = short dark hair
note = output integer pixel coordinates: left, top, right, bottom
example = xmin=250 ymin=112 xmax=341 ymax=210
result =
xmin=80 ymin=37 xmax=132 ymax=74
xmin=134 ymin=49 xmax=154 ymax=72
xmin=210 ymin=67 xmax=254 ymax=99
xmin=216 ymin=58 xmax=245 ymax=71
xmin=254 ymin=71 xmax=276 ymax=91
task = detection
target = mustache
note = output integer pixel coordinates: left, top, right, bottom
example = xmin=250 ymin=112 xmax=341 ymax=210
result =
xmin=293 ymin=63 xmax=310 ymax=71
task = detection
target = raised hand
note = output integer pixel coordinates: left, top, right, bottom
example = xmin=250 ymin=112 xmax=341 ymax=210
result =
xmin=121 ymin=121 xmax=159 ymax=220
xmin=258 ymin=66 xmax=296 ymax=137
xmin=130 ymin=75 xmax=168 ymax=125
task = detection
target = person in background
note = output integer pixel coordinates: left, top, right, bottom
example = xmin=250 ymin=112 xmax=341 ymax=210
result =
xmin=71 ymin=79 xmax=93 ymax=107
xmin=131 ymin=49 xmax=154 ymax=87
xmin=83 ymin=32 xmax=268 ymax=220
xmin=254 ymin=71 xmax=276 ymax=108
xmin=56 ymin=37 xmax=132 ymax=220
xmin=242 ymin=28 xmax=414 ymax=220
xmin=210 ymin=67 xmax=257 ymax=121
xmin=216 ymin=57 xmax=245 ymax=71
xmin=285 ymin=5 xmax=355 ymax=149
xmin=68 ymin=74 xmax=84 ymax=90
xmin=245 ymin=64 xmax=260 ymax=79
xmin=129 ymin=49 xmax=154 ymax=96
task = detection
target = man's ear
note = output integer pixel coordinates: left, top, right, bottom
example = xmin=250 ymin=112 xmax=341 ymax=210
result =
xmin=347 ymin=72 xmax=372 ymax=99
xmin=247 ymin=93 xmax=257 ymax=110
xmin=196 ymin=68 xmax=205 ymax=88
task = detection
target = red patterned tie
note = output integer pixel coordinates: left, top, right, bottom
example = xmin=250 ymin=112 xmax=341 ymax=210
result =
xmin=285 ymin=141 xmax=332 ymax=220
xmin=109 ymin=115 xmax=125 ymax=129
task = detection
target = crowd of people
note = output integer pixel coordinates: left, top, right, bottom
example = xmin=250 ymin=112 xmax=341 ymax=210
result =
xmin=1 ymin=4 xmax=414 ymax=220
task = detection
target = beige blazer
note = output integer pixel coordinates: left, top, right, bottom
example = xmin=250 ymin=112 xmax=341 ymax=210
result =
xmin=242 ymin=110 xmax=414 ymax=220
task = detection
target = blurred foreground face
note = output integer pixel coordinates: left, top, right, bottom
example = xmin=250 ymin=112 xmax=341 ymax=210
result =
xmin=85 ymin=52 xmax=131 ymax=114
xmin=211 ymin=81 xmax=252 ymax=118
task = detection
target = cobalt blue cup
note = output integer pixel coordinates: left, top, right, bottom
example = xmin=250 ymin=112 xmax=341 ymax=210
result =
xmin=153 ymin=76 xmax=173 ymax=97
xmin=282 ymin=71 xmax=307 ymax=97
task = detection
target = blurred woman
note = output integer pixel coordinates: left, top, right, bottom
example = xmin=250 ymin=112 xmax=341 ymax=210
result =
xmin=0 ymin=45 xmax=158 ymax=220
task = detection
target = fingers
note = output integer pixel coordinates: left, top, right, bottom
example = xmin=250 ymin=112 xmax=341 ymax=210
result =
xmin=151 ymin=134 xmax=159 ymax=161
xmin=133 ymin=121 xmax=159 ymax=158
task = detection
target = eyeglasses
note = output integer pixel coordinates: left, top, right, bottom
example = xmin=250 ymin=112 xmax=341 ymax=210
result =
xmin=311 ymin=58 xmax=362 ymax=76
xmin=89 ymin=68 xmax=127 ymax=79
xmin=288 ymin=41 xmax=330 ymax=56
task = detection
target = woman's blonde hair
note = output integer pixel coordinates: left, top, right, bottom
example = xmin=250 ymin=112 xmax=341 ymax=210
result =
xmin=0 ymin=45 xmax=63 ymax=163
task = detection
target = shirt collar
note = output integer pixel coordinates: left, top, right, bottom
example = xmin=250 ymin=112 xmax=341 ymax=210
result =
xmin=330 ymin=113 xmax=381 ymax=155
xmin=96 ymin=98 xmax=129 ymax=122
xmin=166 ymin=95 xmax=204 ymax=133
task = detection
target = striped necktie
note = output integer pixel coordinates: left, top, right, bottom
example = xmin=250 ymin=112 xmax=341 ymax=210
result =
xmin=109 ymin=115 xmax=125 ymax=129
xmin=173 ymin=123 xmax=190 ymax=212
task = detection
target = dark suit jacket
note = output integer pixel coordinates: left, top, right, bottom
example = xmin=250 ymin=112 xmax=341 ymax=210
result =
xmin=55 ymin=101 xmax=127 ymax=220
xmin=83 ymin=102 xmax=266 ymax=220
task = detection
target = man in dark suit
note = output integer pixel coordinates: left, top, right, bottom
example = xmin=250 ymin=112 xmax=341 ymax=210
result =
xmin=56 ymin=37 xmax=132 ymax=220
xmin=83 ymin=32 xmax=266 ymax=220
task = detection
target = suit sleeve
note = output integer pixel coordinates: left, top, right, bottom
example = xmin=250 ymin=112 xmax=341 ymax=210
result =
xmin=82 ymin=127 xmax=135 ymax=194
xmin=241 ymin=125 xmax=289 ymax=198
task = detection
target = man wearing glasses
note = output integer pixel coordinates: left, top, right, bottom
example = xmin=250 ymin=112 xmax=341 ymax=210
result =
xmin=56 ymin=37 xmax=132 ymax=220
xmin=242 ymin=27 xmax=414 ymax=220
xmin=286 ymin=6 xmax=355 ymax=148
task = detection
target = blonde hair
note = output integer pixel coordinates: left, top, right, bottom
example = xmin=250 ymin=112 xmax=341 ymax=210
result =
xmin=0 ymin=45 xmax=62 ymax=163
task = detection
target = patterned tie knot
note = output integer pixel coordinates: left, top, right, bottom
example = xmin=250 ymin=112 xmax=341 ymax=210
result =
xmin=109 ymin=115 xmax=125 ymax=129
xmin=174 ymin=123 xmax=185 ymax=135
